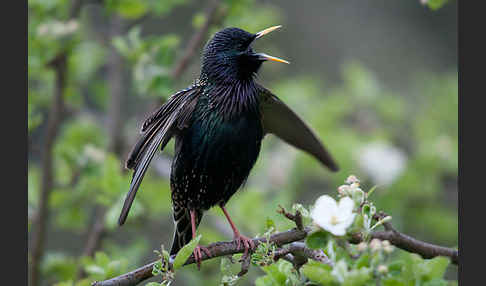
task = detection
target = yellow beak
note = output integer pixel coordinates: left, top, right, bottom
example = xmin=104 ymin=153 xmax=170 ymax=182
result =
xmin=257 ymin=53 xmax=290 ymax=64
xmin=255 ymin=25 xmax=282 ymax=39
xmin=254 ymin=25 xmax=290 ymax=64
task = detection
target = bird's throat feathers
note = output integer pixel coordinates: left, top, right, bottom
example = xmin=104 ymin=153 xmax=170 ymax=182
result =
xmin=201 ymin=77 xmax=260 ymax=121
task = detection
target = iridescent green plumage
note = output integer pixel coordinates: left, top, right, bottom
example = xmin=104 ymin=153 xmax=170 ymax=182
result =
xmin=118 ymin=26 xmax=339 ymax=266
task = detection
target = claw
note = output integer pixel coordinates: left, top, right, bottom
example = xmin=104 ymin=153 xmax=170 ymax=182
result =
xmin=234 ymin=234 xmax=255 ymax=260
xmin=193 ymin=245 xmax=212 ymax=270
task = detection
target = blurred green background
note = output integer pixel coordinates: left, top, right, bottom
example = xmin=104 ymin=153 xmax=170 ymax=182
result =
xmin=28 ymin=0 xmax=457 ymax=285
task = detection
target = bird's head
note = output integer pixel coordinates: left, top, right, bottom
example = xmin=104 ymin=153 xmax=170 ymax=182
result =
xmin=201 ymin=26 xmax=289 ymax=83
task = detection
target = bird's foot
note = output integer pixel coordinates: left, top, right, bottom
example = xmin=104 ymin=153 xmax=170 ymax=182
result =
xmin=193 ymin=245 xmax=212 ymax=270
xmin=233 ymin=234 xmax=256 ymax=260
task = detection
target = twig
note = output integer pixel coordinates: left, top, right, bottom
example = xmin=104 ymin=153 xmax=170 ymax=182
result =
xmin=350 ymin=228 xmax=458 ymax=265
xmin=237 ymin=252 xmax=251 ymax=277
xmin=356 ymin=211 xmax=458 ymax=265
xmin=29 ymin=3 xmax=86 ymax=286
xmin=92 ymin=204 xmax=458 ymax=286
xmin=171 ymin=0 xmax=222 ymax=79
xmin=92 ymin=227 xmax=309 ymax=286
xmin=29 ymin=53 xmax=67 ymax=286
xmin=83 ymin=208 xmax=108 ymax=257
xmin=78 ymin=15 xmax=126 ymax=272
xmin=274 ymin=242 xmax=332 ymax=270
xmin=277 ymin=205 xmax=304 ymax=231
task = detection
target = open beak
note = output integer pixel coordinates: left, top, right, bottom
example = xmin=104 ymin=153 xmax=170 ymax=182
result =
xmin=255 ymin=25 xmax=282 ymax=39
xmin=256 ymin=53 xmax=290 ymax=64
xmin=254 ymin=25 xmax=290 ymax=64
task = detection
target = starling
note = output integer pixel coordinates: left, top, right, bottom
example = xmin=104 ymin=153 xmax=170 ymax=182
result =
xmin=118 ymin=26 xmax=339 ymax=267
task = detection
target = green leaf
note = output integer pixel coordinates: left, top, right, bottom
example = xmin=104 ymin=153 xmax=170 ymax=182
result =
xmin=152 ymin=260 xmax=163 ymax=276
xmin=354 ymin=252 xmax=370 ymax=269
xmin=172 ymin=234 xmax=201 ymax=270
xmin=107 ymin=0 xmax=148 ymax=19
xmin=420 ymin=256 xmax=450 ymax=280
xmin=301 ymin=261 xmax=334 ymax=285
xmin=423 ymin=278 xmax=449 ymax=286
xmin=265 ymin=217 xmax=276 ymax=230
xmin=264 ymin=264 xmax=287 ymax=285
xmin=343 ymin=267 xmax=372 ymax=286
xmin=366 ymin=185 xmax=378 ymax=198
xmin=84 ymin=265 xmax=105 ymax=276
xmin=382 ymin=277 xmax=407 ymax=286
xmin=220 ymin=256 xmax=232 ymax=274
xmin=331 ymin=259 xmax=348 ymax=283
xmin=255 ymin=275 xmax=274 ymax=286
xmin=145 ymin=282 xmax=162 ymax=286
xmin=425 ymin=0 xmax=449 ymax=10
xmin=305 ymin=231 xmax=329 ymax=250
xmin=388 ymin=260 xmax=404 ymax=276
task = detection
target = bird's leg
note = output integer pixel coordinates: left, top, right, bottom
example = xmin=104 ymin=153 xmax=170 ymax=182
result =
xmin=190 ymin=209 xmax=211 ymax=270
xmin=220 ymin=205 xmax=255 ymax=258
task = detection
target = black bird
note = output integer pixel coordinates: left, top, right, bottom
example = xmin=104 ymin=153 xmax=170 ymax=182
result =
xmin=118 ymin=26 xmax=339 ymax=267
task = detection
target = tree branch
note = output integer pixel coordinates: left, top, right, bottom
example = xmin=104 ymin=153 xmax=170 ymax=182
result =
xmin=92 ymin=205 xmax=458 ymax=286
xmin=274 ymin=241 xmax=333 ymax=270
xmin=29 ymin=52 xmax=67 ymax=286
xmin=350 ymin=228 xmax=459 ymax=265
xmin=350 ymin=211 xmax=458 ymax=265
xmin=92 ymin=227 xmax=309 ymax=286
xmin=170 ymin=0 xmax=223 ymax=79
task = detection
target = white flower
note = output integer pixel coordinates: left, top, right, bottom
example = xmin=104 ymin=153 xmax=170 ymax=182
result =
xmin=311 ymin=195 xmax=356 ymax=236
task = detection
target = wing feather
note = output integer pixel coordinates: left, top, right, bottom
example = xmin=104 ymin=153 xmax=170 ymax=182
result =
xmin=258 ymin=84 xmax=339 ymax=172
xmin=118 ymin=86 xmax=201 ymax=225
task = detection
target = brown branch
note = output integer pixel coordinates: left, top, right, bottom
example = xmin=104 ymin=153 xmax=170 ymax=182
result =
xmin=237 ymin=251 xmax=251 ymax=277
xmin=29 ymin=53 xmax=67 ymax=286
xmin=79 ymin=15 xmax=126 ymax=275
xmin=92 ymin=227 xmax=310 ymax=286
xmin=83 ymin=208 xmax=108 ymax=257
xmin=274 ymin=241 xmax=332 ymax=270
xmin=350 ymin=228 xmax=458 ymax=265
xmin=353 ymin=211 xmax=458 ymax=265
xmin=277 ymin=205 xmax=304 ymax=231
xmin=29 ymin=3 xmax=87 ymax=285
xmin=170 ymin=0 xmax=223 ymax=79
xmin=93 ymin=206 xmax=459 ymax=286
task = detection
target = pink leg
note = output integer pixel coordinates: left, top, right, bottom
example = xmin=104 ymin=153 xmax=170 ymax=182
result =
xmin=190 ymin=210 xmax=211 ymax=270
xmin=220 ymin=206 xmax=255 ymax=258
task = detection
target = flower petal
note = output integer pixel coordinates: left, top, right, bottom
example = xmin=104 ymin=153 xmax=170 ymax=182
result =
xmin=336 ymin=196 xmax=355 ymax=218
xmin=311 ymin=195 xmax=338 ymax=229
xmin=327 ymin=224 xmax=346 ymax=236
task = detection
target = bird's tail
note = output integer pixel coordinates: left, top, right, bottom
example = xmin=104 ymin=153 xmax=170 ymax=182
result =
xmin=170 ymin=206 xmax=203 ymax=255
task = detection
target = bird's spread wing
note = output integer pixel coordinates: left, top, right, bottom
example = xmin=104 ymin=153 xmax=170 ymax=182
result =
xmin=258 ymin=84 xmax=339 ymax=172
xmin=118 ymin=86 xmax=201 ymax=226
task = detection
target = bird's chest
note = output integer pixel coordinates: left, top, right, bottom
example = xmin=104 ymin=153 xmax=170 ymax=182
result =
xmin=171 ymin=99 xmax=263 ymax=209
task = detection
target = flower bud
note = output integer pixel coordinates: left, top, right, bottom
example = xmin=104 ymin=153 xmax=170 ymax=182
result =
xmin=369 ymin=238 xmax=382 ymax=252
xmin=357 ymin=242 xmax=368 ymax=252
xmin=338 ymin=185 xmax=350 ymax=196
xmin=377 ymin=265 xmax=388 ymax=274
xmin=346 ymin=175 xmax=360 ymax=185
xmin=382 ymin=240 xmax=394 ymax=253
xmin=351 ymin=188 xmax=365 ymax=205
